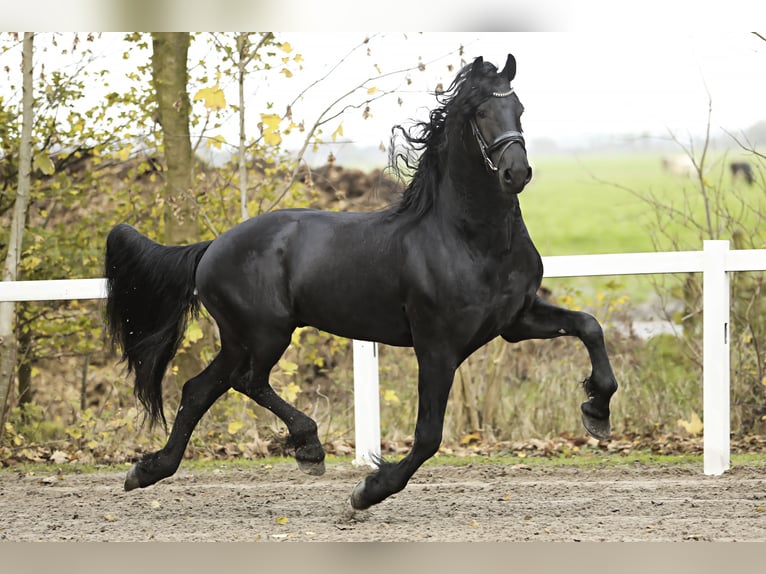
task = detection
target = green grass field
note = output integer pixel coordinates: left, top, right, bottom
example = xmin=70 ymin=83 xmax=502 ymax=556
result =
xmin=522 ymin=154 xmax=655 ymax=255
xmin=517 ymin=151 xmax=764 ymax=303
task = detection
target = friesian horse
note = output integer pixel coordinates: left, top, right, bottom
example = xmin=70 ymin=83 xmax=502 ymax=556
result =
xmin=105 ymin=55 xmax=618 ymax=510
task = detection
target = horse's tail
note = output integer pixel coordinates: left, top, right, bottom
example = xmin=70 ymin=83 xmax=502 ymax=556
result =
xmin=104 ymin=223 xmax=213 ymax=428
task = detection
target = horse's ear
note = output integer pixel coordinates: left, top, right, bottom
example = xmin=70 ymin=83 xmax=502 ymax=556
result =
xmin=500 ymin=54 xmax=516 ymax=82
xmin=471 ymin=56 xmax=485 ymax=77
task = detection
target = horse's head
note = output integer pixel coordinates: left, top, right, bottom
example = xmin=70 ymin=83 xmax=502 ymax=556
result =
xmin=463 ymin=54 xmax=532 ymax=195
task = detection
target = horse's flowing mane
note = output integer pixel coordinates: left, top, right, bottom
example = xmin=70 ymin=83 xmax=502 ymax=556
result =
xmin=388 ymin=58 xmax=502 ymax=220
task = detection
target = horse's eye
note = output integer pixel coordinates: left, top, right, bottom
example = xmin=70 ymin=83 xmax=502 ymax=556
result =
xmin=476 ymin=110 xmax=487 ymax=119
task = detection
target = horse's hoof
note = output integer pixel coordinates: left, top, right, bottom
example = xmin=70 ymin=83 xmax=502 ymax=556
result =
xmin=350 ymin=478 xmax=371 ymax=511
xmin=581 ymin=413 xmax=611 ymax=440
xmin=297 ymin=459 xmax=326 ymax=476
xmin=124 ymin=464 xmax=141 ymax=492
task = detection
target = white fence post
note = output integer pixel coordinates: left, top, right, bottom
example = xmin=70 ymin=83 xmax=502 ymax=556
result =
xmin=703 ymin=240 xmax=731 ymax=476
xmin=352 ymin=339 xmax=380 ymax=468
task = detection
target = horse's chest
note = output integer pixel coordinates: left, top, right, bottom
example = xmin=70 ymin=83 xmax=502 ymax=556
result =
xmin=447 ymin=258 xmax=539 ymax=323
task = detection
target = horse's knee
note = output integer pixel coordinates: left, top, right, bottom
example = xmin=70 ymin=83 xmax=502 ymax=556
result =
xmin=577 ymin=312 xmax=604 ymax=342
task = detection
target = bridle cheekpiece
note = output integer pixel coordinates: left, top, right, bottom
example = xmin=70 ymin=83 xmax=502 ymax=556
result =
xmin=470 ymin=85 xmax=526 ymax=173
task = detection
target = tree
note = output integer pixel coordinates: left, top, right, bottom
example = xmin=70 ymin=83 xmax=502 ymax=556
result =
xmin=151 ymin=32 xmax=197 ymax=243
xmin=0 ymin=32 xmax=34 ymax=427
xmin=601 ymin=97 xmax=766 ymax=433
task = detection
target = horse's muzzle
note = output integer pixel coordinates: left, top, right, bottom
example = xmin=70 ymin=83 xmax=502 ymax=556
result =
xmin=497 ymin=144 xmax=532 ymax=193
xmin=501 ymin=163 xmax=533 ymax=190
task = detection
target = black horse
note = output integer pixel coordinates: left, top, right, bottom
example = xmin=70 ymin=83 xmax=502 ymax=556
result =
xmin=730 ymin=161 xmax=754 ymax=186
xmin=105 ymin=55 xmax=618 ymax=511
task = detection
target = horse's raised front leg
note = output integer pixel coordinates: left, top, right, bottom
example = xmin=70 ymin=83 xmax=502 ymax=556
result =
xmin=124 ymin=352 xmax=236 ymax=491
xmin=502 ymin=296 xmax=618 ymax=439
xmin=350 ymin=351 xmax=456 ymax=510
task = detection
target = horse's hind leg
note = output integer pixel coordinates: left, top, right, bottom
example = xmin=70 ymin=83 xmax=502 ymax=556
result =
xmin=231 ymin=328 xmax=326 ymax=476
xmin=502 ymin=296 xmax=618 ymax=440
xmin=124 ymin=349 xmax=241 ymax=491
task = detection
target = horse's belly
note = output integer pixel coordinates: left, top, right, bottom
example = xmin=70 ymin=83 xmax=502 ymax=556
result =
xmin=297 ymin=298 xmax=413 ymax=347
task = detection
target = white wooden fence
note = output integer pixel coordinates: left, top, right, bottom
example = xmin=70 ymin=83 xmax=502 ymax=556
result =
xmin=2 ymin=240 xmax=765 ymax=475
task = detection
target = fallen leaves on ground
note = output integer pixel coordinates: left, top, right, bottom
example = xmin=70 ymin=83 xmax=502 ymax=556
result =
xmin=3 ymin=431 xmax=766 ymax=468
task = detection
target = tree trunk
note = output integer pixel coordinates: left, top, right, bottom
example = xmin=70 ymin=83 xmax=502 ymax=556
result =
xmin=151 ymin=32 xmax=197 ymax=244
xmin=237 ymin=33 xmax=249 ymax=222
xmin=150 ymin=33 xmax=207 ymax=393
xmin=16 ymin=323 xmax=33 ymax=408
xmin=0 ymin=32 xmax=34 ymax=428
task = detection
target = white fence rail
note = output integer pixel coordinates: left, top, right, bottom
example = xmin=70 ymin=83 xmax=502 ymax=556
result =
xmin=2 ymin=240 xmax=765 ymax=475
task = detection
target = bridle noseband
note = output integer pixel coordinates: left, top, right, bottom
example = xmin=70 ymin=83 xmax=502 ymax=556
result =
xmin=470 ymin=86 xmax=526 ymax=173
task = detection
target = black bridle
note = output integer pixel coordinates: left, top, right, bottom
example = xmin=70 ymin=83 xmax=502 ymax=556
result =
xmin=470 ymin=86 xmax=526 ymax=173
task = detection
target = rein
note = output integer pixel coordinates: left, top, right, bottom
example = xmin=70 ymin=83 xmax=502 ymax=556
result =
xmin=470 ymin=86 xmax=526 ymax=173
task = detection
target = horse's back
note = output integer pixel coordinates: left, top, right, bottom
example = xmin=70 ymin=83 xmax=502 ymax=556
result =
xmin=195 ymin=208 xmax=414 ymax=345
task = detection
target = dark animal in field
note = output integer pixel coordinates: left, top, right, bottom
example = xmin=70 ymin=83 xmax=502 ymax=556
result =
xmin=730 ymin=161 xmax=754 ymax=186
xmin=105 ymin=54 xmax=618 ymax=510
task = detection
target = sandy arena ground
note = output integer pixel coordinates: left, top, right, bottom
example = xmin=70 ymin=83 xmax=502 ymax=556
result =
xmin=2 ymin=460 xmax=766 ymax=542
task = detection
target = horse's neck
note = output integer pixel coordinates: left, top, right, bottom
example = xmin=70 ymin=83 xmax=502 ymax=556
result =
xmin=440 ymin=174 xmax=523 ymax=253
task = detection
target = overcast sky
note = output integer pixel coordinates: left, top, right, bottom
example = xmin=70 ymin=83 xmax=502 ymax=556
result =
xmin=2 ymin=31 xmax=764 ymax=155
xmin=269 ymin=32 xmax=766 ymax=149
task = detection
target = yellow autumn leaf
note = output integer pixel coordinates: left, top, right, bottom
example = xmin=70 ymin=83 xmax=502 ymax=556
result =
xmin=150 ymin=500 xmax=161 ymax=509
xmin=331 ymin=123 xmax=344 ymax=142
xmin=260 ymin=113 xmax=282 ymax=146
xmin=279 ymin=42 xmax=292 ymax=53
xmin=677 ymin=410 xmax=703 ymax=435
xmin=280 ymin=68 xmax=293 ymax=78
xmin=281 ymin=382 xmax=300 ymax=403
xmin=279 ymin=359 xmax=298 ymax=374
xmin=382 ymin=389 xmax=400 ymax=405
xmin=206 ymin=134 xmax=227 ymax=149
xmin=185 ymin=321 xmax=204 ymax=344
xmin=228 ymin=420 xmax=244 ymax=435
xmin=460 ymin=431 xmax=482 ymax=446
xmin=367 ymin=86 xmax=378 ymax=95
xmin=193 ymin=85 xmax=226 ymax=110
xmin=261 ymin=114 xmax=282 ymax=131
xmin=115 ymin=145 xmax=132 ymax=162
xmin=34 ymin=152 xmax=55 ymax=175
xmin=275 ymin=516 xmax=289 ymax=525
xmin=761 ymin=376 xmax=766 ymax=387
